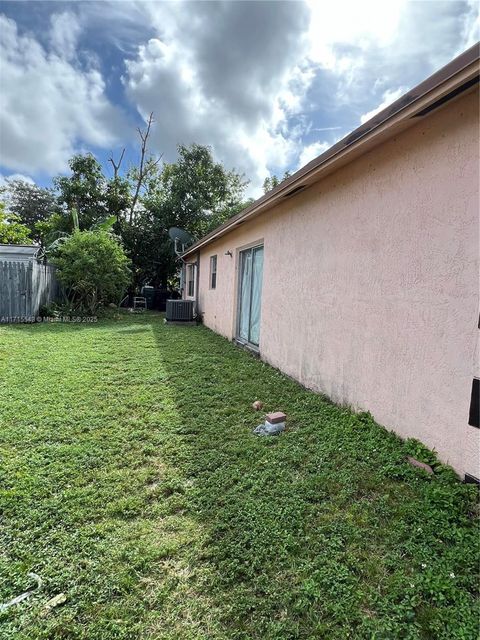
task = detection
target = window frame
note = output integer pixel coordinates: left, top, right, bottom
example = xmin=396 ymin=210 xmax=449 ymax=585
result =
xmin=186 ymin=263 xmax=195 ymax=298
xmin=236 ymin=243 xmax=264 ymax=349
xmin=209 ymin=254 xmax=217 ymax=290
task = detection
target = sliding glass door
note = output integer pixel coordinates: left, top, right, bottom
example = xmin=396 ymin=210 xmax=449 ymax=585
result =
xmin=237 ymin=245 xmax=264 ymax=347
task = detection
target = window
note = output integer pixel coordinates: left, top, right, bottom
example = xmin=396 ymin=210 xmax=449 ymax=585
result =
xmin=187 ymin=264 xmax=195 ymax=297
xmin=210 ymin=255 xmax=217 ymax=289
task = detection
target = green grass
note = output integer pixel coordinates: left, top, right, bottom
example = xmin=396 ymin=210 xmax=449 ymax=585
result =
xmin=0 ymin=313 xmax=478 ymax=640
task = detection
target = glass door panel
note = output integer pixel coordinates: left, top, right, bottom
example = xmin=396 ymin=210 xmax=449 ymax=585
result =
xmin=237 ymin=245 xmax=264 ymax=346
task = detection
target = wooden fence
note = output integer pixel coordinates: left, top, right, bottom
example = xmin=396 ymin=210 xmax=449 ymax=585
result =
xmin=0 ymin=260 xmax=60 ymax=321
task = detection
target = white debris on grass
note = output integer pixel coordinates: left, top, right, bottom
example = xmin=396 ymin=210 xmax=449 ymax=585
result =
xmin=0 ymin=573 xmax=43 ymax=612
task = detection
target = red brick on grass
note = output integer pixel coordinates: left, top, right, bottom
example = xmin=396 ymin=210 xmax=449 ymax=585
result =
xmin=266 ymin=412 xmax=286 ymax=424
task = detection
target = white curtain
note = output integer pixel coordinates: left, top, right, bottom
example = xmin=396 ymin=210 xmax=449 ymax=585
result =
xmin=239 ymin=250 xmax=252 ymax=341
xmin=249 ymin=247 xmax=264 ymax=345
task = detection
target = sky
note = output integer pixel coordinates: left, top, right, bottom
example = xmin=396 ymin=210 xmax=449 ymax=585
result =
xmin=0 ymin=0 xmax=478 ymax=197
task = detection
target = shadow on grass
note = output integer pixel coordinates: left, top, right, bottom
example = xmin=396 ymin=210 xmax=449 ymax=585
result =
xmin=0 ymin=315 xmax=478 ymax=640
xmin=146 ymin=318 xmax=480 ymax=640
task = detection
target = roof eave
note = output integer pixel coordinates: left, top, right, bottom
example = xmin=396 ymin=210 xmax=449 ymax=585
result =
xmin=182 ymin=43 xmax=479 ymax=258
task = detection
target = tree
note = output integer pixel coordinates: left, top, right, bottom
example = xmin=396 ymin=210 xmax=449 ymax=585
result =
xmin=53 ymin=231 xmax=131 ymax=313
xmin=107 ymin=148 xmax=132 ymax=222
xmin=17 ymin=121 xmax=250 ymax=290
xmin=132 ymin=144 xmax=248 ymax=288
xmin=35 ymin=212 xmax=72 ymax=248
xmin=5 ymin=180 xmax=59 ymax=241
xmin=0 ymin=202 xmax=33 ymax=244
xmin=45 ymin=153 xmax=132 ymax=249
xmin=262 ymin=170 xmax=292 ymax=194
xmin=127 ymin=113 xmax=162 ymax=223
xmin=119 ymin=206 xmax=173 ymax=289
xmin=150 ymin=143 xmax=247 ymax=237
xmin=54 ymin=154 xmax=112 ymax=230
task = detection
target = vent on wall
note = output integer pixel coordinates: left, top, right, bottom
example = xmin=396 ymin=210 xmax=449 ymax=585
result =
xmin=465 ymin=473 xmax=480 ymax=486
xmin=283 ymin=184 xmax=306 ymax=198
xmin=468 ymin=377 xmax=479 ymax=428
xmin=412 ymin=76 xmax=479 ymax=118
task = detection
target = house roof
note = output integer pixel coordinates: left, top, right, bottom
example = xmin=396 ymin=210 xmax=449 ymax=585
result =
xmin=0 ymin=244 xmax=40 ymax=260
xmin=182 ymin=43 xmax=479 ymax=258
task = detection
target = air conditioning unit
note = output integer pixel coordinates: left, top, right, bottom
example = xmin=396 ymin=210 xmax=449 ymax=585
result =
xmin=166 ymin=299 xmax=195 ymax=322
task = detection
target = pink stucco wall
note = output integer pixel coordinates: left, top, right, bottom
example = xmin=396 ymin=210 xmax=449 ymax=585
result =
xmin=193 ymin=89 xmax=479 ymax=478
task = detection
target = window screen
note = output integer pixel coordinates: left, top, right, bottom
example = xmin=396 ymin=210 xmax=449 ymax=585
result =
xmin=187 ymin=264 xmax=195 ymax=297
xmin=210 ymin=255 xmax=217 ymax=289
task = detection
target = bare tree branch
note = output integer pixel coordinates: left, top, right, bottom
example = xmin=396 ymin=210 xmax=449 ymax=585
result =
xmin=108 ymin=148 xmax=125 ymax=179
xmin=108 ymin=148 xmax=126 ymax=224
xmin=129 ymin=113 xmax=161 ymax=223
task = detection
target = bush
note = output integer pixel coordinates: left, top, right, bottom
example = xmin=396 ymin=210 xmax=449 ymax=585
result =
xmin=53 ymin=231 xmax=131 ymax=314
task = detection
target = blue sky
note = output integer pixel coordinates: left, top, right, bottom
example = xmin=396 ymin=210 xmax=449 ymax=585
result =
xmin=0 ymin=0 xmax=478 ymax=196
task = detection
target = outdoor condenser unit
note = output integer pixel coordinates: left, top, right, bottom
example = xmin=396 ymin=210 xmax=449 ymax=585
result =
xmin=165 ymin=299 xmax=194 ymax=322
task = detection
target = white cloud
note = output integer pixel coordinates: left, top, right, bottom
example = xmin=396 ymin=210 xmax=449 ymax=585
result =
xmin=306 ymin=0 xmax=406 ymax=69
xmin=0 ymin=14 xmax=126 ymax=175
xmin=119 ymin=0 xmax=478 ymax=195
xmin=120 ymin=2 xmax=315 ymax=195
xmin=0 ymin=0 xmax=477 ymax=197
xmin=460 ymin=0 xmax=480 ymax=50
xmin=0 ymin=172 xmax=35 ymax=187
xmin=296 ymin=141 xmax=331 ymax=171
xmin=360 ymin=87 xmax=406 ymax=124
xmin=297 ymin=0 xmax=479 ymax=166
xmin=49 ymin=11 xmax=81 ymax=61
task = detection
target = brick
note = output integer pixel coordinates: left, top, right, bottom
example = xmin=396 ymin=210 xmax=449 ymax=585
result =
xmin=265 ymin=411 xmax=286 ymax=424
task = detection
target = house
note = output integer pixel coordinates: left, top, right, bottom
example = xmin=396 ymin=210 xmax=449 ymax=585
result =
xmin=181 ymin=45 xmax=480 ymax=481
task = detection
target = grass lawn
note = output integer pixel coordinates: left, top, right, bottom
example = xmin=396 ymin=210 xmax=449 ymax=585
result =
xmin=0 ymin=313 xmax=478 ymax=639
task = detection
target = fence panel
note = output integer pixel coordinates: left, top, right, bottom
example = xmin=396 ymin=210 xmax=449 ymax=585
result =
xmin=0 ymin=260 xmax=60 ymax=322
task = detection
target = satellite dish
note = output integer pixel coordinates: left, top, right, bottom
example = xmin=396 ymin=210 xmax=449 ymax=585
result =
xmin=168 ymin=227 xmax=194 ymax=255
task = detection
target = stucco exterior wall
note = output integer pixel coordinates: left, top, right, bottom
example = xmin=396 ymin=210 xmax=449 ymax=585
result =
xmin=194 ymin=89 xmax=479 ymax=478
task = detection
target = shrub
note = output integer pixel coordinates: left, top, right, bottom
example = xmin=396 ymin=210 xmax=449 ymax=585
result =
xmin=53 ymin=230 xmax=131 ymax=313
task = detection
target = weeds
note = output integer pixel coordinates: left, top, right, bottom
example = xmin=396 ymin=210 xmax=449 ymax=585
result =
xmin=0 ymin=313 xmax=478 ymax=639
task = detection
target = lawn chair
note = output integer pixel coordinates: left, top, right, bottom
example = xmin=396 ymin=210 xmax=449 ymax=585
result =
xmin=133 ymin=296 xmax=147 ymax=312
